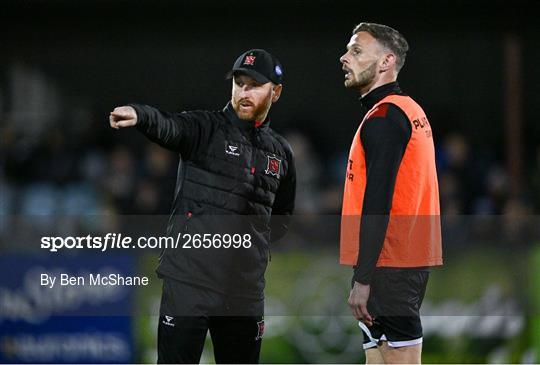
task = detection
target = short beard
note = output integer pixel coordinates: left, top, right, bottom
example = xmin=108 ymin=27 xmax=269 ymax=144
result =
xmin=346 ymin=61 xmax=377 ymax=91
xmin=233 ymin=96 xmax=272 ymax=122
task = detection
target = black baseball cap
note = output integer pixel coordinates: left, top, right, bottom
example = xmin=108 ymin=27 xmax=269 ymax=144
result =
xmin=226 ymin=49 xmax=284 ymax=84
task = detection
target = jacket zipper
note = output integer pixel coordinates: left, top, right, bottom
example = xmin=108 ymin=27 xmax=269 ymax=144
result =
xmin=184 ymin=211 xmax=193 ymax=232
xmin=160 ymin=213 xmax=191 ymax=261
xmin=249 ymin=127 xmax=272 ymax=263
xmin=250 ymin=128 xmax=258 ymax=174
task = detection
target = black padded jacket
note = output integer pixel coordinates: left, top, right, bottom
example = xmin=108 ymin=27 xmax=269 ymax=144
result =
xmin=130 ymin=102 xmax=296 ymax=299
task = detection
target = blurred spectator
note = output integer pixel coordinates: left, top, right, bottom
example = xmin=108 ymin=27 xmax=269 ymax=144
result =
xmin=141 ymin=144 xmax=177 ymax=214
xmin=473 ymin=165 xmax=509 ymax=215
xmin=439 ymin=172 xmax=463 ymax=215
xmin=104 ymin=145 xmax=136 ymax=213
xmin=133 ymin=180 xmax=161 ymax=215
xmin=284 ymin=131 xmax=322 ymax=215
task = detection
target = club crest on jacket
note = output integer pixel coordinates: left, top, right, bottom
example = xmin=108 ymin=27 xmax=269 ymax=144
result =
xmin=265 ymin=155 xmax=281 ymax=177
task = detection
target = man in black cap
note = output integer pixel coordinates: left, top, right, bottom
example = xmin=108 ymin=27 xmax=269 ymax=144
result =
xmin=109 ymin=49 xmax=296 ymax=364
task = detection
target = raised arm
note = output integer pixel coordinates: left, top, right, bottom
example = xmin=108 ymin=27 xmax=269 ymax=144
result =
xmin=109 ymin=104 xmax=213 ymax=158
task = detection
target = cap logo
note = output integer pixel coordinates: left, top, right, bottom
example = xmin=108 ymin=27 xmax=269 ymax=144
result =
xmin=244 ymin=55 xmax=256 ymax=65
xmin=275 ymin=65 xmax=282 ymax=76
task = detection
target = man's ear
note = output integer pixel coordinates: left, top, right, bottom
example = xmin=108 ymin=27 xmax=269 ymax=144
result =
xmin=272 ymin=84 xmax=283 ymax=103
xmin=380 ymin=52 xmax=396 ymax=72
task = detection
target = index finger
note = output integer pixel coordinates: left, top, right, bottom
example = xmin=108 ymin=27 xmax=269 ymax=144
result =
xmin=111 ymin=107 xmax=127 ymax=116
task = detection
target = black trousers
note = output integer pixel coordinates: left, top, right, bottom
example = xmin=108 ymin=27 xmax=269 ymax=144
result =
xmin=157 ymin=279 xmax=264 ymax=364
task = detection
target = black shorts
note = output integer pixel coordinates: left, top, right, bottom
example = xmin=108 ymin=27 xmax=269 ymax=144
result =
xmin=359 ymin=268 xmax=429 ymax=349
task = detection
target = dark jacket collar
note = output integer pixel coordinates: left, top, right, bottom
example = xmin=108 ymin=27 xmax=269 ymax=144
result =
xmin=223 ymin=102 xmax=270 ymax=131
xmin=359 ymin=81 xmax=403 ymax=112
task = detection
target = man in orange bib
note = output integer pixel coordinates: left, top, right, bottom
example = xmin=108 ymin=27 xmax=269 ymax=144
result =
xmin=339 ymin=23 xmax=442 ymax=364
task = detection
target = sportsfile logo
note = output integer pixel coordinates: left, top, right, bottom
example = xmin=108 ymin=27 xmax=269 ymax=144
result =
xmin=162 ymin=315 xmax=175 ymax=327
xmin=225 ymin=145 xmax=240 ymax=157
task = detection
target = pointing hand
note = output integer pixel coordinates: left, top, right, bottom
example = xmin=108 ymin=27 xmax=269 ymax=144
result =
xmin=109 ymin=106 xmax=138 ymax=129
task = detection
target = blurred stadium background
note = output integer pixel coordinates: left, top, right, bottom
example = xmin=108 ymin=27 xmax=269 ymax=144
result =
xmin=1 ymin=0 xmax=539 ymax=363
